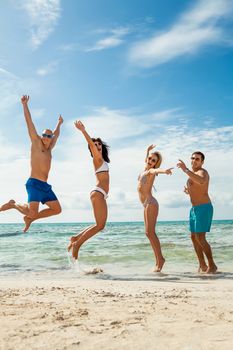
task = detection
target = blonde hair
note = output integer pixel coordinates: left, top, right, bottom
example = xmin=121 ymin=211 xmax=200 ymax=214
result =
xmin=151 ymin=151 xmax=162 ymax=168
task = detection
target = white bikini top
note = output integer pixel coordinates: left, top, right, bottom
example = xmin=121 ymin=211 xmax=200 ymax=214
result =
xmin=138 ymin=170 xmax=157 ymax=191
xmin=138 ymin=170 xmax=149 ymax=184
xmin=95 ymin=161 xmax=109 ymax=174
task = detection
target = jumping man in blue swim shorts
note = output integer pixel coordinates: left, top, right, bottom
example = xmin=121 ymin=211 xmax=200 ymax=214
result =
xmin=177 ymin=151 xmax=217 ymax=274
xmin=0 ymin=96 xmax=63 ymax=232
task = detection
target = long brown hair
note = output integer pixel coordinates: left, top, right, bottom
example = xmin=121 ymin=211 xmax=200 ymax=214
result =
xmin=88 ymin=138 xmax=110 ymax=163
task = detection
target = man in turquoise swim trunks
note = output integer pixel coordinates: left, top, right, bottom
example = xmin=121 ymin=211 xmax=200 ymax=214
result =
xmin=177 ymin=152 xmax=217 ymax=274
xmin=0 ymin=95 xmax=63 ymax=232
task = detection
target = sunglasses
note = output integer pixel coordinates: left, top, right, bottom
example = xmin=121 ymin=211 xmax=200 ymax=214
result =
xmin=148 ymin=156 xmax=157 ymax=163
xmin=95 ymin=142 xmax=102 ymax=146
xmin=42 ymin=133 xmax=53 ymax=139
xmin=191 ymin=157 xmax=201 ymax=161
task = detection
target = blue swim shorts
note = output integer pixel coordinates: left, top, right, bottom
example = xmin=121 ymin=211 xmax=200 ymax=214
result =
xmin=189 ymin=202 xmax=213 ymax=233
xmin=25 ymin=178 xmax=58 ymax=204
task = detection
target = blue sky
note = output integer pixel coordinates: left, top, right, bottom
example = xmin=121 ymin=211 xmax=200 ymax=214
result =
xmin=0 ymin=0 xmax=233 ymax=222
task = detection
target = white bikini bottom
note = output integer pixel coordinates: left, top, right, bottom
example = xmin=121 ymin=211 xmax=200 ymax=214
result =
xmin=91 ymin=187 xmax=108 ymax=200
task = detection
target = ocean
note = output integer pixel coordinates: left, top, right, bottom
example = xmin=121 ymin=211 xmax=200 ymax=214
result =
xmin=0 ymin=221 xmax=233 ymax=280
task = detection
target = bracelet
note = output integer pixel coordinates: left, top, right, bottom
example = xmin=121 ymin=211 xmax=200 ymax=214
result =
xmin=184 ymin=168 xmax=189 ymax=173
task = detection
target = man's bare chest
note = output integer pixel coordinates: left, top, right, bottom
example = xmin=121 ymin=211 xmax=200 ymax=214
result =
xmin=32 ymin=147 xmax=52 ymax=161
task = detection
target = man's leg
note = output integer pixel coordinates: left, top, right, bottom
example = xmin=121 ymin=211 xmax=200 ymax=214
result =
xmin=0 ymin=200 xmax=16 ymax=212
xmin=191 ymin=233 xmax=208 ymax=272
xmin=0 ymin=200 xmax=32 ymax=216
xmin=23 ymin=200 xmax=62 ymax=232
xmin=195 ymin=233 xmax=217 ymax=273
xmin=13 ymin=203 xmax=30 ymax=215
xmin=22 ymin=202 xmax=40 ymax=232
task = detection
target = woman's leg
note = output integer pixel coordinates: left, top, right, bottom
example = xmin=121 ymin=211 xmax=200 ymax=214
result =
xmin=67 ymin=225 xmax=95 ymax=252
xmin=144 ymin=209 xmax=159 ymax=267
xmin=72 ymin=192 xmax=107 ymax=259
xmin=145 ymin=203 xmax=165 ymax=272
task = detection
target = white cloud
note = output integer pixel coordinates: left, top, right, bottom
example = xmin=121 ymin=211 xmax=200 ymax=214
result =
xmin=129 ymin=0 xmax=233 ymax=67
xmin=36 ymin=61 xmax=58 ymax=76
xmin=58 ymin=43 xmax=78 ymax=52
xmin=0 ymin=68 xmax=18 ymax=80
xmin=65 ymin=107 xmax=149 ymax=141
xmin=87 ymin=37 xmax=123 ymax=52
xmin=158 ymin=191 xmax=190 ymax=209
xmin=22 ymin=0 xmax=61 ymax=49
xmin=58 ymin=19 xmax=156 ymax=54
xmin=86 ymin=26 xmax=130 ymax=52
xmin=0 ymin=133 xmax=26 ymax=163
xmin=66 ymin=106 xmax=184 ymax=143
xmin=84 ymin=107 xmax=148 ymax=139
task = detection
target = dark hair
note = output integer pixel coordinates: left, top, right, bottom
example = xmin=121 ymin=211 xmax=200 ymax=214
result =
xmin=192 ymin=151 xmax=205 ymax=161
xmin=88 ymin=138 xmax=110 ymax=163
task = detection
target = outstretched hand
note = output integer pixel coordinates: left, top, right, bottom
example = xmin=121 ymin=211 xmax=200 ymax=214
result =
xmin=147 ymin=144 xmax=156 ymax=152
xmin=21 ymin=95 xmax=29 ymax=105
xmin=177 ymin=159 xmax=187 ymax=171
xmin=58 ymin=115 xmax=64 ymax=125
xmin=165 ymin=167 xmax=174 ymax=175
xmin=74 ymin=120 xmax=85 ymax=132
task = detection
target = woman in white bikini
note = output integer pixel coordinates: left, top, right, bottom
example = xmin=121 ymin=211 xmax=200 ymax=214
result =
xmin=138 ymin=144 xmax=173 ymax=272
xmin=68 ymin=120 xmax=110 ymax=259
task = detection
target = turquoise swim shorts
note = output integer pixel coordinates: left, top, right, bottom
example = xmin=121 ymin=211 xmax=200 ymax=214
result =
xmin=189 ymin=202 xmax=213 ymax=233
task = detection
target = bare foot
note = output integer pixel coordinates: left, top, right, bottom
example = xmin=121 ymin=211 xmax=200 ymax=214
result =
xmin=23 ymin=216 xmax=33 ymax=233
xmin=0 ymin=199 xmax=15 ymax=212
xmin=154 ymin=258 xmax=165 ymax=272
xmin=206 ymin=264 xmax=218 ymax=274
xmin=198 ymin=265 xmax=208 ymax=273
xmin=67 ymin=233 xmax=82 ymax=252
xmin=72 ymin=242 xmax=81 ymax=260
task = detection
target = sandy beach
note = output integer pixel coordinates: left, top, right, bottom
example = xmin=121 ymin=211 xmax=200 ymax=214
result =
xmin=0 ymin=276 xmax=233 ymax=350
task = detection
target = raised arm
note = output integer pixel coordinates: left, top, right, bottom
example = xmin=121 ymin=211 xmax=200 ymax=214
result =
xmin=145 ymin=144 xmax=156 ymax=163
xmin=150 ymin=167 xmax=173 ymax=176
xmin=50 ymin=115 xmax=64 ymax=149
xmin=74 ymin=120 xmax=101 ymax=160
xmin=177 ymin=159 xmax=207 ymax=185
xmin=21 ymin=95 xmax=38 ymax=141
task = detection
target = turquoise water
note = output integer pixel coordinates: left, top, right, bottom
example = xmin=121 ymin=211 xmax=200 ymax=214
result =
xmin=0 ymin=221 xmax=233 ymax=280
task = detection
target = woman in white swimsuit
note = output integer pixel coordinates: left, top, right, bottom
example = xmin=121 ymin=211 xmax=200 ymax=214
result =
xmin=68 ymin=120 xmax=110 ymax=259
xmin=138 ymin=144 xmax=173 ymax=272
